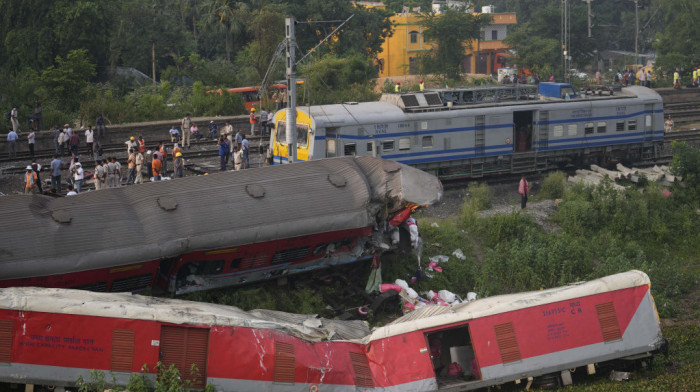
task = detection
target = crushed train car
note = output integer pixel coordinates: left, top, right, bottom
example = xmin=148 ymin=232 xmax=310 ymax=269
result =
xmin=0 ymin=156 xmax=442 ymax=295
xmin=0 ymin=270 xmax=666 ymax=390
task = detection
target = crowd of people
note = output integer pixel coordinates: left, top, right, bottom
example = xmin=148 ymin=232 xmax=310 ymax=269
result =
xmin=20 ymin=115 xmax=266 ymax=195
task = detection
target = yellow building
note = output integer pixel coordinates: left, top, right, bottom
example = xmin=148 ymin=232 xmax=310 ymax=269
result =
xmin=369 ymin=5 xmax=517 ymax=77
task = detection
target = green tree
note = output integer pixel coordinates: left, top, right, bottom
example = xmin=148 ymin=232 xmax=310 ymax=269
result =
xmin=654 ymin=0 xmax=700 ymax=75
xmin=670 ymin=142 xmax=700 ymax=206
xmin=299 ymin=53 xmax=379 ymax=105
xmin=198 ymin=0 xmax=249 ymax=62
xmin=421 ymin=7 xmax=492 ymax=80
xmin=39 ymin=49 xmax=97 ymax=112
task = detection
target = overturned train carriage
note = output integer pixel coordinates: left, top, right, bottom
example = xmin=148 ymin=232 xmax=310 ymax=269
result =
xmin=0 ymin=271 xmax=666 ymax=391
xmin=0 ymin=156 xmax=442 ymax=295
xmin=271 ymin=84 xmax=665 ymax=178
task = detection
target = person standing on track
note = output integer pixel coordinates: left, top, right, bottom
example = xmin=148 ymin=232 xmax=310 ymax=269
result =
xmin=134 ymin=149 xmax=144 ymax=184
xmin=24 ymin=165 xmax=38 ymax=194
xmin=10 ymin=106 xmax=19 ymax=133
xmin=7 ymin=128 xmax=18 ymax=158
xmin=218 ymin=136 xmax=229 ymax=171
xmin=181 ymin=113 xmax=192 ymax=149
xmin=137 ymin=135 xmax=146 ymax=154
xmin=85 ymin=126 xmax=94 ymax=158
xmin=519 ymin=175 xmax=529 ymax=209
xmin=174 ymin=152 xmax=184 ymax=178
xmin=50 ymin=155 xmax=63 ymax=193
xmin=27 ymin=129 xmax=35 ymax=159
xmin=241 ymin=133 xmax=250 ymax=169
xmin=249 ymin=108 xmax=257 ymax=135
xmin=96 ymin=114 xmax=106 ymax=139
xmin=94 ymin=160 xmax=105 ymax=190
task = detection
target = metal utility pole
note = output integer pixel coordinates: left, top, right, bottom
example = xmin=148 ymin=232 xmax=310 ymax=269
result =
xmin=583 ymin=0 xmax=594 ymax=38
xmin=285 ymin=17 xmax=297 ymax=164
xmin=561 ymin=0 xmax=571 ymax=82
xmin=633 ymin=0 xmax=639 ymax=65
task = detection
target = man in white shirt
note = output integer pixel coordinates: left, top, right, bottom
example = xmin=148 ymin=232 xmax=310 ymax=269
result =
xmin=73 ymin=162 xmax=84 ymax=193
xmin=85 ymin=126 xmax=94 ymax=157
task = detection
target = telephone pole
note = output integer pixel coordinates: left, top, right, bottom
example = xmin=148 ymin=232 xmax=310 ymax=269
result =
xmin=285 ymin=17 xmax=297 ymax=164
xmin=561 ymin=0 xmax=571 ymax=82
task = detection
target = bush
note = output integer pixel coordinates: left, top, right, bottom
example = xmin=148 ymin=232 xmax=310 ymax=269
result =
xmin=537 ymin=170 xmax=566 ymax=200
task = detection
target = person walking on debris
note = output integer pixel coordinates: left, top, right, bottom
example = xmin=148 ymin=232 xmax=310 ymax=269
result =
xmin=181 ymin=113 xmax=192 ymax=149
xmin=7 ymin=128 xmax=18 ymax=158
xmin=24 ymin=165 xmax=38 ymax=194
xmin=664 ymin=115 xmax=674 ymax=133
xmin=519 ymin=175 xmax=529 ymax=209
xmin=134 ymin=149 xmax=144 ymax=184
xmin=85 ymin=126 xmax=94 ymax=157
xmin=126 ymin=149 xmax=137 ymax=185
xmin=174 ymin=152 xmax=184 ymax=178
xmin=50 ymin=155 xmax=63 ymax=193
xmin=94 ymin=160 xmax=105 ymax=190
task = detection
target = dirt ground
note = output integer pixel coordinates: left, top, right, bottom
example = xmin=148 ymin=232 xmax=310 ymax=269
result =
xmin=419 ymin=178 xmax=561 ymax=232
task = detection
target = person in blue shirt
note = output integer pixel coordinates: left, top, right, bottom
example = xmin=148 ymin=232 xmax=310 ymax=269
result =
xmin=218 ymin=136 xmax=230 ymax=171
xmin=208 ymin=121 xmax=218 ymax=140
xmin=169 ymin=125 xmax=180 ymax=143
xmin=50 ymin=155 xmax=63 ymax=193
xmin=6 ymin=128 xmax=18 ymax=158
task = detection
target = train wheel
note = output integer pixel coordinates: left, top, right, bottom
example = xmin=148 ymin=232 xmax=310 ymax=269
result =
xmin=533 ymin=373 xmax=561 ymax=389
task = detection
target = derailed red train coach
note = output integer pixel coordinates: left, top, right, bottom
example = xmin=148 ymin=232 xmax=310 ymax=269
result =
xmin=0 ymin=270 xmax=666 ymax=391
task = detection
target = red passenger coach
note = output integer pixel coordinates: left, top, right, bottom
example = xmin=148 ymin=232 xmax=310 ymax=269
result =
xmin=0 ymin=271 xmax=665 ymax=391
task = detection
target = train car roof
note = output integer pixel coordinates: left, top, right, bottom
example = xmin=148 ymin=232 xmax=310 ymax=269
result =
xmin=293 ymin=86 xmax=662 ymax=126
xmin=0 ymin=286 xmax=370 ymax=342
xmin=298 ymin=102 xmax=407 ymax=128
xmin=365 ymin=270 xmax=651 ymax=342
xmin=0 ymin=157 xmax=442 ymax=280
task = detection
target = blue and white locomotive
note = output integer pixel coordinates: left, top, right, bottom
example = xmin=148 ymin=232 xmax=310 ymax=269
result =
xmin=271 ymin=83 xmax=664 ymax=178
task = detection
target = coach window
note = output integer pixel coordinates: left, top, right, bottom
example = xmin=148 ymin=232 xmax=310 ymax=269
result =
xmin=553 ymin=125 xmax=564 ymax=138
xmin=597 ymin=121 xmax=607 ymax=133
xmin=399 ymin=138 xmax=411 ymax=151
xmin=383 ymin=140 xmax=394 ymax=152
xmin=296 ymin=124 xmax=309 ymax=147
xmin=344 ymin=143 xmax=357 ymax=156
xmin=584 ymin=122 xmax=594 ymax=134
xmin=568 ymin=124 xmax=578 ymax=136
xmin=422 ymin=136 xmax=434 ymax=148
xmin=628 ymin=120 xmax=637 ymax=131
xmin=366 ymin=142 xmax=373 ymax=152
xmin=616 ymin=121 xmax=625 ymax=132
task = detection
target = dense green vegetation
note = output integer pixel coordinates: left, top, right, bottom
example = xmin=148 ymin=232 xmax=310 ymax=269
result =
xmin=2 ymin=1 xmax=696 ymax=129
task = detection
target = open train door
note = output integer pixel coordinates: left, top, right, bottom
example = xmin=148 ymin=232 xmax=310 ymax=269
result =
xmin=325 ymin=128 xmax=339 ymax=158
xmin=513 ymin=111 xmax=534 ymax=152
xmin=425 ymin=324 xmax=482 ymax=390
xmin=159 ymin=326 xmax=210 ymax=388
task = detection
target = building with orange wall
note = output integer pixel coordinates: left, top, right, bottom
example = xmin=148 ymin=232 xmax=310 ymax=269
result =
xmin=357 ymin=2 xmax=517 ymax=77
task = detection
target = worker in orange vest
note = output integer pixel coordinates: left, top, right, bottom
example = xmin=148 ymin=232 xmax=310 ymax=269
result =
xmin=137 ymin=135 xmax=146 ymax=153
xmin=24 ymin=165 xmax=38 ymax=194
xmin=249 ymin=108 xmax=257 ymax=135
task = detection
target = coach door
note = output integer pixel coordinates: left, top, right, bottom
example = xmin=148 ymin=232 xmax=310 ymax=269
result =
xmin=513 ymin=111 xmax=534 ymax=152
xmin=644 ymin=104 xmax=654 ymax=141
xmin=425 ymin=324 xmax=481 ymax=389
xmin=160 ymin=326 xmax=210 ymax=388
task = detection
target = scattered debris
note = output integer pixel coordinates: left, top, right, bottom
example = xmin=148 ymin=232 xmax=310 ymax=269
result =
xmin=569 ymin=164 xmax=681 ymax=190
xmin=609 ymin=370 xmax=631 ymax=382
xmin=452 ymin=248 xmax=466 ymax=260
